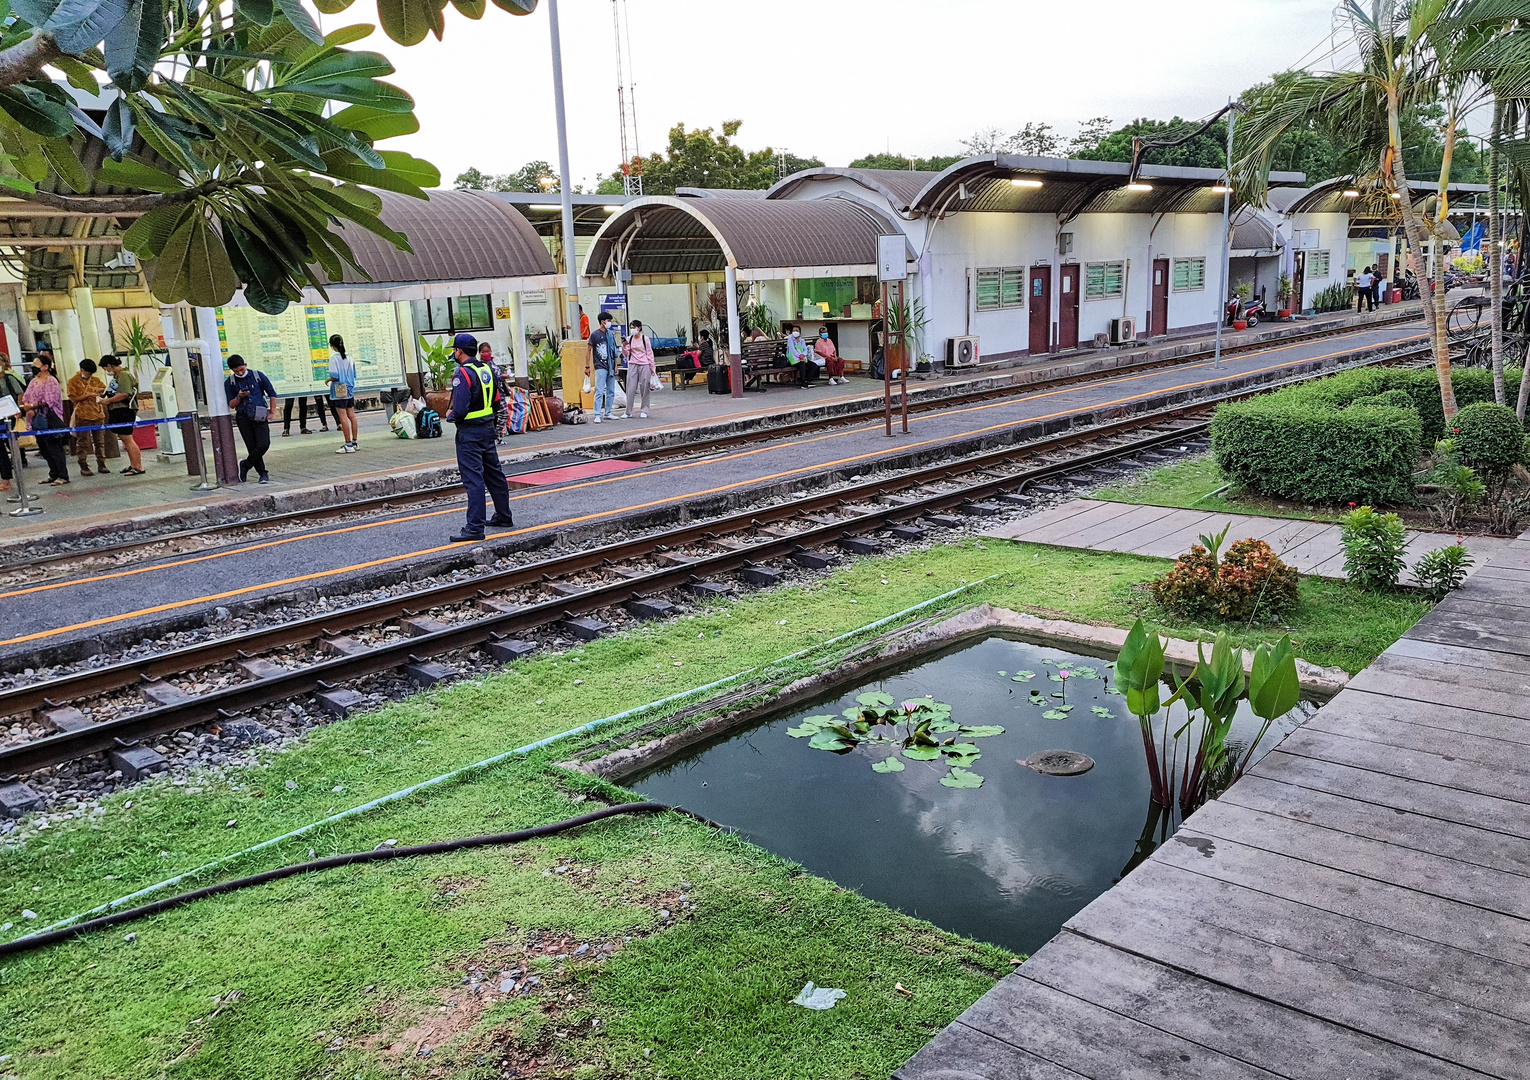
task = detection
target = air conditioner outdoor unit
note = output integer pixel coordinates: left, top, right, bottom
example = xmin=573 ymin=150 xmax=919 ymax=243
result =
xmin=946 ymin=335 xmax=980 ymax=367
xmin=1109 ymin=317 xmax=1136 ymax=344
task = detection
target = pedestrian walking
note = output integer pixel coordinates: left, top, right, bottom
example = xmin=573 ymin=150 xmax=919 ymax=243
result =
xmin=586 ymin=311 xmax=619 ymax=422
xmin=98 ymin=355 xmax=145 ymax=475
xmin=327 ymin=334 xmax=359 ymax=453
xmin=282 ymin=392 xmax=332 ymax=436
xmin=225 ymin=354 xmax=278 ymax=483
xmin=622 ymin=319 xmax=656 ymax=418
xmin=66 ymin=358 xmax=110 ymax=476
xmin=814 ymin=326 xmax=845 ymax=384
xmin=443 ymin=333 xmax=513 ymax=542
xmin=1355 ymin=266 xmax=1375 ymax=313
xmin=20 ymin=352 xmax=68 ymax=485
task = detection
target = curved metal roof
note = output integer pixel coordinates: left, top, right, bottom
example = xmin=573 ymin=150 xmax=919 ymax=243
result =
xmin=765 ymin=168 xmax=940 ymax=213
xmin=1275 ymin=175 xmax=1490 ymax=221
xmin=583 ymin=195 xmax=903 ymax=280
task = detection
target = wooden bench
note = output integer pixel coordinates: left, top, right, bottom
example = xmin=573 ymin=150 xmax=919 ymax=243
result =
xmin=739 ymin=338 xmax=798 ymax=390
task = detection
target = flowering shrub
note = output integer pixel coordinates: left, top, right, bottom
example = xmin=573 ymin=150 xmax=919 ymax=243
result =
xmin=1150 ymin=536 xmax=1299 ymax=622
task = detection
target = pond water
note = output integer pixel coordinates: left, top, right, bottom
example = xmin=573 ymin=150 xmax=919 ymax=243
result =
xmin=626 ymin=635 xmax=1314 ymax=956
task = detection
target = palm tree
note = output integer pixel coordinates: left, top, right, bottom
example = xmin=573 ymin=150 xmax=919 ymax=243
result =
xmin=1237 ymin=0 xmax=1463 ymax=416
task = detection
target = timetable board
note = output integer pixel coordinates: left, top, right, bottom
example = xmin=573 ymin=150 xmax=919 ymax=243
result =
xmin=214 ymin=303 xmax=407 ymax=396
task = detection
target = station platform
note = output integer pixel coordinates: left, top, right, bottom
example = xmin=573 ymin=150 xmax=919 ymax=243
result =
xmin=0 ymin=300 xmax=1424 ymax=548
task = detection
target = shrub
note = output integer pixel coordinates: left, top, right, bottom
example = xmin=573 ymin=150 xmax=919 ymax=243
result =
xmin=1339 ymin=506 xmax=1407 ymax=589
xmin=1348 ymin=389 xmax=1415 ymax=409
xmin=1450 ymin=402 xmax=1525 ymax=479
xmin=1412 ymin=542 xmax=1474 ymax=601
xmin=1150 ymin=531 xmax=1299 ymax=622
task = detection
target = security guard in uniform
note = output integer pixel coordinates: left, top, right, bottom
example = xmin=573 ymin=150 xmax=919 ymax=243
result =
xmin=445 ymin=333 xmax=514 ymax=542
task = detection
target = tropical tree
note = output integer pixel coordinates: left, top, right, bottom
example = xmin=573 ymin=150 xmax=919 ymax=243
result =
xmin=0 ymin=0 xmax=540 ymax=313
xmin=625 ymin=120 xmax=822 ymax=195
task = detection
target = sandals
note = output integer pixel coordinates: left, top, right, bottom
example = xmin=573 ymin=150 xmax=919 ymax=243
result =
xmin=121 ymin=467 xmax=146 ymax=476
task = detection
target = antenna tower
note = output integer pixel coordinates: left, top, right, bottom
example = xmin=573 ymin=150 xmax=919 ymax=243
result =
xmin=614 ymin=0 xmax=642 ymax=196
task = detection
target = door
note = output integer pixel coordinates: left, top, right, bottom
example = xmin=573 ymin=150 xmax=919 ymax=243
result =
xmin=1058 ymin=264 xmax=1080 ymax=350
xmin=1291 ymin=251 xmax=1306 ymax=313
xmin=1028 ymin=265 xmax=1051 ymax=356
xmin=1151 ymin=257 xmax=1170 ymax=337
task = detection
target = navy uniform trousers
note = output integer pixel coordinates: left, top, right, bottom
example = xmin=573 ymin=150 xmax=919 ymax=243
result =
xmin=454 ymin=420 xmax=511 ymax=535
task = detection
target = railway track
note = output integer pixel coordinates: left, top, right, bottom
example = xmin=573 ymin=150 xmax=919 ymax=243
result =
xmin=0 ymin=311 xmax=1423 ymax=586
xmin=0 ymin=333 xmax=1436 ymax=780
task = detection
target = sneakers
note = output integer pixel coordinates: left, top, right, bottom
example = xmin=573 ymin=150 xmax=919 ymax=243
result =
xmin=449 ymin=531 xmax=485 ymax=543
xmin=258 ymin=473 xmax=272 ymax=484
xmin=592 ymin=415 xmax=602 ymax=424
xmin=487 ymin=514 xmax=514 ymax=527
xmin=79 ymin=464 xmax=94 ymax=476
xmin=239 ymin=461 xmax=251 ymax=483
xmin=639 ymin=411 xmax=648 ymax=418
xmin=281 ymin=430 xmax=292 ymax=437
xmin=336 ymin=443 xmax=357 ymax=454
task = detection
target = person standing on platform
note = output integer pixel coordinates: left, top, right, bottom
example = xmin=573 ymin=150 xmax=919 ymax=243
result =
xmin=225 ymin=354 xmax=278 ymax=483
xmin=444 ymin=333 xmax=513 ymax=542
xmin=621 ymin=319 xmax=656 ymax=419
xmin=327 ymin=334 xmax=359 ymax=453
xmin=814 ymin=326 xmax=845 ymax=384
xmin=0 ymin=352 xmax=22 ymax=491
xmin=282 ymin=390 xmax=332 ymax=436
xmin=1355 ymin=266 xmax=1374 ymax=313
xmin=21 ymin=351 xmax=68 ymax=485
xmin=99 ymin=355 xmax=144 ymax=475
xmin=66 ymin=358 xmax=109 ymax=476
xmin=586 ymin=311 xmax=618 ymax=422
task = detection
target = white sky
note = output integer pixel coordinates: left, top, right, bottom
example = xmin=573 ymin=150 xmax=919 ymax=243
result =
xmin=362 ymin=0 xmax=1347 ymax=189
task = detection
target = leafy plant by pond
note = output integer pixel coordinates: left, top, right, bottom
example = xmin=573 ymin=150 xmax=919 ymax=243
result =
xmin=1149 ymin=524 xmax=1299 ymax=622
xmin=788 ymin=694 xmax=1003 ymax=788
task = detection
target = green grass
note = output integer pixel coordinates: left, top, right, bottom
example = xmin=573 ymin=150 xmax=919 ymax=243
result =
xmin=0 ymin=540 xmax=1428 ymax=1079
xmin=1094 ymin=454 xmax=1344 ymax=522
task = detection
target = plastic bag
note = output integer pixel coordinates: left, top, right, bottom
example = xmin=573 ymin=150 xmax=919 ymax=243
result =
xmin=582 ymin=375 xmax=593 ymax=395
xmin=614 ymin=385 xmax=627 ymax=409
xmin=649 ymin=372 xmax=662 ymax=391
xmin=390 ymin=410 xmax=416 ymax=439
xmin=792 ymin=983 xmax=846 ymax=1010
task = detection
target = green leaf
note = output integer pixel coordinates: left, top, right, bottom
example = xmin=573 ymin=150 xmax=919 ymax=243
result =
xmin=489 ymin=0 xmax=537 ymax=11
xmin=958 ymin=725 xmax=1005 ymax=738
xmin=1010 ymin=672 xmax=1034 ymax=681
xmin=450 ymin=0 xmax=484 ymax=15
xmin=940 ymin=742 xmax=980 ymax=757
xmin=100 ymin=96 xmax=135 ymax=159
xmin=928 ymin=719 xmax=961 ymax=734
xmin=97 ymin=156 xmax=187 ymax=193
xmin=236 ymin=0 xmax=275 ymax=24
xmin=939 ymin=768 xmax=984 ymax=789
xmin=871 ymin=757 xmax=905 ymax=774
xmin=377 ymin=0 xmax=442 ymax=45
xmin=808 ymin=728 xmax=854 ymax=753
xmin=1090 ymin=706 xmax=1113 ymax=717
xmin=312 ymin=0 xmax=355 ymax=12
xmin=785 ymin=721 xmax=824 ymax=738
xmin=0 ymin=86 xmax=74 ymax=138
xmin=323 ymin=149 xmax=438 ymax=197
xmin=38 ymin=137 xmax=88 ymax=192
xmin=1073 ymin=666 xmax=1099 ymax=678
xmin=1249 ymin=635 xmax=1300 ymax=722
xmin=52 ymin=56 xmax=100 ymax=95
xmin=103 ymin=0 xmax=163 ymax=90
xmin=901 ymin=746 xmax=940 ymax=761
xmin=1041 ymin=709 xmax=1070 ymax=720
xmin=274 ymin=0 xmax=325 ymax=43
xmin=145 ymin=210 xmax=238 ymax=306
xmin=0 ymin=173 xmax=36 ymax=194
xmin=857 ymin=692 xmax=895 ymax=708
xmin=330 ymin=102 xmax=418 ymax=141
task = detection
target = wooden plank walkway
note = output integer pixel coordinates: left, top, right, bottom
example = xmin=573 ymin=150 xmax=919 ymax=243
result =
xmin=896 ymin=527 xmax=1530 ymax=1080
xmin=986 ymin=497 xmax=1517 ymax=579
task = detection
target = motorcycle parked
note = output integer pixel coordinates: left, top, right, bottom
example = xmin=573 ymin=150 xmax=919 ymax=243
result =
xmin=1225 ymin=295 xmax=1265 ymax=328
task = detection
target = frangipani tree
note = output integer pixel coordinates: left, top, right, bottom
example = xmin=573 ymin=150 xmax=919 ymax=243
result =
xmin=0 ymin=0 xmax=539 ymax=312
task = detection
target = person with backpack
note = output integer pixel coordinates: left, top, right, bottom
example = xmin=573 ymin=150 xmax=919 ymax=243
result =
xmin=621 ymin=318 xmax=656 ymax=418
xmin=444 ymin=333 xmax=513 ymax=542
xmin=327 ymin=334 xmax=359 ymax=453
xmin=225 ymin=354 xmax=278 ymax=483
xmin=585 ymin=311 xmax=618 ymax=422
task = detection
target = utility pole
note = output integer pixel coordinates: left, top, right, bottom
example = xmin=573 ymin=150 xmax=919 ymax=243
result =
xmin=1213 ymin=99 xmax=1237 ymax=367
xmin=548 ymin=0 xmax=580 ymax=339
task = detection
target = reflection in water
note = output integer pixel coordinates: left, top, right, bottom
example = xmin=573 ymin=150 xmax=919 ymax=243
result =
xmin=626 ymin=635 xmax=1310 ymax=955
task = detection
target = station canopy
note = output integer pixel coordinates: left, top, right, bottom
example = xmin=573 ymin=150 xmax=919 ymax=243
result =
xmin=1271 ymin=176 xmax=1492 ymax=227
xmin=583 ymin=195 xmax=907 ymax=285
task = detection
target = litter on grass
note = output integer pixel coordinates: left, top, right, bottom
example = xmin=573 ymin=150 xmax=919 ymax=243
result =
xmin=792 ymin=982 xmax=847 ymax=1010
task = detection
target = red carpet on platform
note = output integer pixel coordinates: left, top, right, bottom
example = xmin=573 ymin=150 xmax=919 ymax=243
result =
xmin=507 ymin=459 xmax=647 ymax=486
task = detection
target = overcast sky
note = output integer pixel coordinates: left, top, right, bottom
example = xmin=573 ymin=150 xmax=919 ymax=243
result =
xmin=361 ymin=0 xmax=1348 ymax=189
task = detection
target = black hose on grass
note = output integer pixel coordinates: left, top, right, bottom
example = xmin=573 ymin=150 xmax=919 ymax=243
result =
xmin=0 ymin=802 xmax=713 ymax=958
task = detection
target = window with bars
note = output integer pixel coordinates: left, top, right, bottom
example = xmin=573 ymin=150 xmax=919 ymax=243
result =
xmin=416 ymin=294 xmax=494 ymax=333
xmin=1308 ymin=250 xmax=1331 ymax=277
xmin=975 ymin=267 xmax=1026 ymax=311
xmin=1172 ymin=257 xmax=1205 ymax=292
xmin=1084 ymin=261 xmax=1124 ymax=300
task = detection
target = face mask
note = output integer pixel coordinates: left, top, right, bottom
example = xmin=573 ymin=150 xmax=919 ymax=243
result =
xmin=820 ymin=332 xmax=828 ymax=339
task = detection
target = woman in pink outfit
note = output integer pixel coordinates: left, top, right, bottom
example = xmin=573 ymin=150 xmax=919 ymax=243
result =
xmin=622 ymin=319 xmax=657 ymax=418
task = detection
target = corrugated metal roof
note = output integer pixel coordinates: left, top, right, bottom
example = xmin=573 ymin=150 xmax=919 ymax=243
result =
xmin=1230 ymin=207 xmax=1283 ymax=254
xmin=584 ymin=196 xmax=900 ymax=278
xmin=766 ymin=168 xmax=938 ymax=212
xmin=676 ymin=187 xmax=769 ymax=199
xmin=1279 ymin=176 xmax=1491 ymax=218
xmin=328 ymin=188 xmax=556 ymax=287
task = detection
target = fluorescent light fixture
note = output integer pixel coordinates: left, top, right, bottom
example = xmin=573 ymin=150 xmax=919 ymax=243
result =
xmin=1211 ymin=185 xmax=1232 ymax=193
xmin=1342 ymin=189 xmax=1360 ymax=197
xmin=1010 ymin=177 xmax=1044 ymax=188
xmin=604 ymin=205 xmax=621 ymax=212
xmin=530 ymin=204 xmax=562 ymax=211
xmin=1125 ymin=182 xmax=1153 ymax=192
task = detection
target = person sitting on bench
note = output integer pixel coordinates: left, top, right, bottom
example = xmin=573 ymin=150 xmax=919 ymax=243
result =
xmin=784 ymin=324 xmax=815 ymax=387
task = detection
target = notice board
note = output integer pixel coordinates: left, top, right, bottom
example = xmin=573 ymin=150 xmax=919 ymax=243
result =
xmin=214 ymin=303 xmax=406 ymax=395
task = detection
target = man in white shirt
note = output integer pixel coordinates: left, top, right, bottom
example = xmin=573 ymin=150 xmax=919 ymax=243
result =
xmin=1355 ymin=267 xmax=1375 ymax=313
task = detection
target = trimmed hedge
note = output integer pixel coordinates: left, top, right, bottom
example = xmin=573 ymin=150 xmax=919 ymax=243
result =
xmin=1211 ymin=368 xmax=1524 ymax=506
xmin=1348 ymin=389 xmax=1415 ymax=410
xmin=1452 ymin=401 xmax=1525 ymax=478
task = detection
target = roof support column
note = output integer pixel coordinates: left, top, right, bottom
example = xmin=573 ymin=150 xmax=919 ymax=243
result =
xmin=70 ymin=287 xmax=101 ymax=361
xmin=725 ymin=263 xmax=743 ymax=399
xmin=507 ymin=291 xmax=528 ymax=379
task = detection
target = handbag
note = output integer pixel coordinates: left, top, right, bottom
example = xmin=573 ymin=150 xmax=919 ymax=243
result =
xmin=29 ymin=404 xmax=59 ymax=432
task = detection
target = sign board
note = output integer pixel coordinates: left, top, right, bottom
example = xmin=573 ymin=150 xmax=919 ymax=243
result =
xmin=0 ymin=394 xmax=17 ymax=420
xmin=215 ymin=302 xmax=406 ymax=396
xmin=495 ymin=306 xmax=511 ymax=320
xmin=878 ymin=235 xmax=906 ymax=282
xmin=1294 ymin=229 xmax=1320 ymax=249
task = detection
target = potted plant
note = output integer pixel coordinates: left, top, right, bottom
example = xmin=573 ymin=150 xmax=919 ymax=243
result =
xmin=1275 ymin=273 xmax=1293 ymax=319
xmin=528 ymin=344 xmax=563 ymax=424
xmin=419 ymin=334 xmax=456 ymax=415
xmin=1231 ymin=282 xmax=1253 ymax=331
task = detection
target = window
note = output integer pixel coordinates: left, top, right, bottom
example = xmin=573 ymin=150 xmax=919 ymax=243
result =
xmin=415 ymin=294 xmax=494 ymax=333
xmin=1172 ymin=257 xmax=1206 ymax=292
xmin=1084 ymin=261 xmax=1124 ymax=300
xmin=1308 ymin=250 xmax=1331 ymax=277
xmin=975 ymin=266 xmax=1025 ymax=311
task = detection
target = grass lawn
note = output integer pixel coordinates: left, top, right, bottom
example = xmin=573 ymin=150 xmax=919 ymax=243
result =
xmin=1094 ymin=454 xmax=1344 ymax=523
xmin=0 ymin=540 xmax=1429 ymax=1080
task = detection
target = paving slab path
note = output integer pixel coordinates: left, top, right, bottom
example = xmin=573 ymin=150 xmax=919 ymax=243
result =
xmin=896 ymin=528 xmax=1530 ymax=1079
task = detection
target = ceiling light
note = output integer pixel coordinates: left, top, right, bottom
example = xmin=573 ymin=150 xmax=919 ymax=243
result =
xmin=1010 ymin=178 xmax=1043 ymax=188
xmin=1342 ymin=189 xmax=1360 ymax=197
xmin=1211 ymin=185 xmax=1231 ymax=194
xmin=530 ymin=204 xmax=562 ymax=211
xmin=604 ymin=205 xmax=621 ymax=212
xmin=1125 ymin=183 xmax=1153 ymax=192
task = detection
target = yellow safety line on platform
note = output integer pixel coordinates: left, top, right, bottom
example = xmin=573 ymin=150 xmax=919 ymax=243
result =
xmin=0 ymin=329 xmax=1428 ymax=648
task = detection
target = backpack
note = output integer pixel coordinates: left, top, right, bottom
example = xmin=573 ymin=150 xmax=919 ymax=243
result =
xmin=416 ymin=408 xmax=442 ymax=439
xmin=869 ymin=349 xmax=885 ymax=380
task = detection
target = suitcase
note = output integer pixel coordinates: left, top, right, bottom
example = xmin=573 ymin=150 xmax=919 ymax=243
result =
xmin=707 ymin=364 xmax=730 ymax=395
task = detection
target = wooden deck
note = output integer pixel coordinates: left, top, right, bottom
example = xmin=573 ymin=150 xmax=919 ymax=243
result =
xmin=985 ymin=498 xmax=1517 ymax=579
xmin=896 ymin=528 xmax=1530 ymax=1080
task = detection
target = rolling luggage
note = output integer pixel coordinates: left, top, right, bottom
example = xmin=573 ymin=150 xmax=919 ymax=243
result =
xmin=707 ymin=364 xmax=730 ymax=395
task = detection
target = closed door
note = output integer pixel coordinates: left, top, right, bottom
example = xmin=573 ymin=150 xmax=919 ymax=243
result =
xmin=1028 ymin=266 xmax=1051 ymax=355
xmin=1151 ymin=258 xmax=1170 ymax=336
xmin=1058 ymin=264 xmax=1080 ymax=349
xmin=1292 ymin=251 xmax=1306 ymax=312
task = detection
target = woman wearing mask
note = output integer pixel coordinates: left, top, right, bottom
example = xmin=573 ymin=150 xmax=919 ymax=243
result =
xmin=784 ymin=324 xmax=814 ymax=388
xmin=327 ymin=334 xmax=359 ymax=453
xmin=20 ymin=352 xmax=69 ymax=485
xmin=622 ymin=319 xmax=656 ymax=419
xmin=814 ymin=326 xmax=845 ymax=384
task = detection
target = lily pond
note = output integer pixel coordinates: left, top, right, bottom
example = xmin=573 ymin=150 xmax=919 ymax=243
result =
xmin=627 ymin=635 xmax=1316 ymax=955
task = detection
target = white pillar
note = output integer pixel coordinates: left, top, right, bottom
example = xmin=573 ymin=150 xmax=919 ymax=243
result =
xmin=71 ymin=287 xmax=102 ymax=360
xmin=508 ymin=291 xmax=528 ymax=379
xmin=725 ymin=264 xmax=743 ymax=399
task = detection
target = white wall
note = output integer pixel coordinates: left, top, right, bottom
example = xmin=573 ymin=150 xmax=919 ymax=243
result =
xmin=627 ymin=283 xmax=693 ymax=341
xmin=1285 ymin=211 xmax=1349 ymax=310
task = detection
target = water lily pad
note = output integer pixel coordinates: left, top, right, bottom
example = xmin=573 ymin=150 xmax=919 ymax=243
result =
xmin=902 ymin=745 xmax=941 ymax=761
xmin=940 ymin=768 xmax=985 ymax=788
xmin=857 ymin=692 xmax=896 ymax=708
xmin=871 ymin=757 xmax=905 ymax=773
xmin=941 ymin=741 xmax=981 ymax=757
xmin=809 ymin=728 xmax=855 ymax=752
xmin=945 ymin=753 xmax=981 ymax=769
xmin=929 ymin=718 xmax=962 ymax=734
xmin=1048 ymin=673 xmax=1065 ymax=682
xmin=1090 ymin=706 xmax=1113 ymax=717
xmin=1073 ymin=666 xmax=1100 ymax=678
xmin=1011 ymin=672 xmax=1035 ymax=682
xmin=960 ymin=725 xmax=1006 ymax=738
xmin=996 ymin=671 xmax=1007 ymax=677
xmin=787 ymin=723 xmax=819 ymax=738
xmin=1028 ymin=696 xmax=1046 ymax=707
xmin=1042 ymin=709 xmax=1070 ymax=720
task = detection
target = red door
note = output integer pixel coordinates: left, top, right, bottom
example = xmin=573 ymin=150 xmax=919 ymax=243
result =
xmin=1151 ymin=257 xmax=1170 ymax=336
xmin=1058 ymin=264 xmax=1080 ymax=350
xmin=1028 ymin=265 xmax=1051 ymax=356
